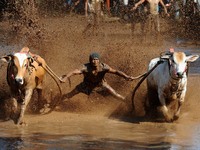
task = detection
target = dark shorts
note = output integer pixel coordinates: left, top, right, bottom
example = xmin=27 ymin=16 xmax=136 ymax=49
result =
xmin=75 ymin=81 xmax=110 ymax=95
xmin=63 ymin=80 xmax=123 ymax=100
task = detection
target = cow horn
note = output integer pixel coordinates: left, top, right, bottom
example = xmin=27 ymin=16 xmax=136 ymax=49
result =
xmin=160 ymin=55 xmax=170 ymax=59
xmin=160 ymin=51 xmax=173 ymax=60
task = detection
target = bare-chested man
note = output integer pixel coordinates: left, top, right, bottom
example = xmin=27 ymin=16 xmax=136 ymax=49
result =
xmin=83 ymin=0 xmax=103 ymax=34
xmin=132 ymin=0 xmax=169 ymax=33
xmin=60 ymin=52 xmax=135 ymax=100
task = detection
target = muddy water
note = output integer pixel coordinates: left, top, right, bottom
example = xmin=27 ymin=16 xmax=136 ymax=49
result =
xmin=0 ymin=42 xmax=200 ymax=149
xmin=0 ymin=49 xmax=199 ymax=149
xmin=0 ymin=109 xmax=200 ymax=149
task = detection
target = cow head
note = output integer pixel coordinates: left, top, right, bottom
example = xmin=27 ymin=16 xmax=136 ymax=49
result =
xmin=1 ymin=52 xmax=34 ymax=85
xmin=161 ymin=52 xmax=199 ymax=79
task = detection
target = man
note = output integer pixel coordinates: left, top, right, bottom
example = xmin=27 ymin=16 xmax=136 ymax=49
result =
xmin=83 ymin=0 xmax=103 ymax=34
xmin=60 ymin=52 xmax=135 ymax=100
xmin=132 ymin=0 xmax=169 ymax=33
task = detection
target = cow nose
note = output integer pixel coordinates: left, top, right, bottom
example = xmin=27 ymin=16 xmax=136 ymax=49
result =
xmin=176 ymin=72 xmax=183 ymax=78
xmin=15 ymin=78 xmax=23 ymax=85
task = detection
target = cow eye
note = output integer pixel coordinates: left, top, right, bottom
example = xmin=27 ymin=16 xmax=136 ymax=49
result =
xmin=24 ymin=63 xmax=27 ymax=67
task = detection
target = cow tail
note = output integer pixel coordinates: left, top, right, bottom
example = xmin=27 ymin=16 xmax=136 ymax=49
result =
xmin=131 ymin=60 xmax=164 ymax=113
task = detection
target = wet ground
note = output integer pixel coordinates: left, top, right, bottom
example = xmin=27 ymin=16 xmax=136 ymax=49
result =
xmin=0 ymin=14 xmax=200 ymax=149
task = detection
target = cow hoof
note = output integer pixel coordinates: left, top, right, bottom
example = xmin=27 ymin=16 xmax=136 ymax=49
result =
xmin=4 ymin=117 xmax=11 ymax=121
xmin=15 ymin=120 xmax=27 ymax=126
xmin=39 ymin=108 xmax=51 ymax=114
xmin=166 ymin=119 xmax=173 ymax=123
xmin=165 ymin=116 xmax=174 ymax=123
xmin=163 ymin=113 xmax=174 ymax=122
xmin=173 ymin=115 xmax=179 ymax=120
xmin=19 ymin=121 xmax=28 ymax=126
xmin=39 ymin=104 xmax=51 ymax=114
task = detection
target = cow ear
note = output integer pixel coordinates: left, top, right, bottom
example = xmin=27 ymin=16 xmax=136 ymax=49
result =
xmin=186 ymin=55 xmax=199 ymax=62
xmin=0 ymin=55 xmax=13 ymax=63
xmin=28 ymin=57 xmax=34 ymax=63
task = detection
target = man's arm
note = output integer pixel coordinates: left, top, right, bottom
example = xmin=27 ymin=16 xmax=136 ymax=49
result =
xmin=85 ymin=0 xmax=88 ymax=17
xmin=60 ymin=69 xmax=82 ymax=83
xmin=132 ymin=0 xmax=146 ymax=10
xmin=159 ymin=0 xmax=169 ymax=16
xmin=108 ymin=67 xmax=135 ymax=81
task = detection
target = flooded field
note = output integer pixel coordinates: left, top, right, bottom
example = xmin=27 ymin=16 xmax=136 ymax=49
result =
xmin=0 ymin=14 xmax=200 ymax=149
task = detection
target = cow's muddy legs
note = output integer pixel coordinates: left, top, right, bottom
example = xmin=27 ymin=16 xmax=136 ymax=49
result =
xmin=159 ymin=94 xmax=173 ymax=122
xmin=159 ymin=105 xmax=173 ymax=122
xmin=174 ymin=100 xmax=184 ymax=120
xmin=16 ymin=89 xmax=33 ymax=125
xmin=37 ymin=88 xmax=50 ymax=114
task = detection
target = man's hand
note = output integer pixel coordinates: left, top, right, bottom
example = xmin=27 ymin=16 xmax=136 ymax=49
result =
xmin=131 ymin=3 xmax=139 ymax=11
xmin=126 ymin=76 xmax=135 ymax=81
xmin=131 ymin=6 xmax=137 ymax=11
xmin=59 ymin=75 xmax=68 ymax=83
xmin=166 ymin=12 xmax=170 ymax=17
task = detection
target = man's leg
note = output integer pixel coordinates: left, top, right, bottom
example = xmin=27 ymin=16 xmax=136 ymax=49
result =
xmin=92 ymin=13 xmax=98 ymax=34
xmin=102 ymin=82 xmax=125 ymax=100
xmin=153 ymin=14 xmax=160 ymax=33
xmin=62 ymin=88 xmax=80 ymax=100
xmin=83 ymin=13 xmax=94 ymax=34
xmin=131 ymin=22 xmax=136 ymax=36
xmin=145 ymin=15 xmax=152 ymax=35
xmin=154 ymin=14 xmax=161 ymax=43
xmin=62 ymin=82 xmax=91 ymax=100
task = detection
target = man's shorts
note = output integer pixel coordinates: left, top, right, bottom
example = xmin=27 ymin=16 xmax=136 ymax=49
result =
xmin=75 ymin=81 xmax=110 ymax=95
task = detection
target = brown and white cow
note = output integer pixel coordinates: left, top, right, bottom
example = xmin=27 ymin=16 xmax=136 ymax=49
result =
xmin=146 ymin=51 xmax=199 ymax=122
xmin=1 ymin=47 xmax=48 ymax=125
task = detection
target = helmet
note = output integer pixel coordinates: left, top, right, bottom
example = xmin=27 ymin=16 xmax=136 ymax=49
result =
xmin=89 ymin=52 xmax=100 ymax=62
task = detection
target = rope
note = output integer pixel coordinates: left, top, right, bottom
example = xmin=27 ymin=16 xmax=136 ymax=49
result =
xmin=132 ymin=72 xmax=148 ymax=80
xmin=33 ymin=57 xmax=63 ymax=114
xmin=131 ymin=59 xmax=164 ymax=112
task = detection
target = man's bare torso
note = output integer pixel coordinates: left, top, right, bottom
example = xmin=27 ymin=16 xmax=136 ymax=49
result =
xmin=81 ymin=63 xmax=110 ymax=85
xmin=147 ymin=0 xmax=160 ymax=15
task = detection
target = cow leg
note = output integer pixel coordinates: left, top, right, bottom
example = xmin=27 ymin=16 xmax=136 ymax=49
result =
xmin=174 ymin=94 xmax=185 ymax=119
xmin=37 ymin=89 xmax=45 ymax=110
xmin=174 ymin=101 xmax=181 ymax=120
xmin=146 ymin=86 xmax=158 ymax=118
xmin=16 ymin=89 xmax=33 ymax=125
xmin=4 ymin=97 xmax=18 ymax=121
xmin=37 ymin=88 xmax=50 ymax=113
xmin=159 ymin=93 xmax=172 ymax=122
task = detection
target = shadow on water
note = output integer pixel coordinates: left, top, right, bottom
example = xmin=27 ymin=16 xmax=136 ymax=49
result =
xmin=0 ymin=134 xmax=174 ymax=150
xmin=0 ymin=137 xmax=23 ymax=149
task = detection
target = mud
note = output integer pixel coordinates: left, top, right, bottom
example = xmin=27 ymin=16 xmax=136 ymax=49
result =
xmin=0 ymin=12 xmax=200 ymax=149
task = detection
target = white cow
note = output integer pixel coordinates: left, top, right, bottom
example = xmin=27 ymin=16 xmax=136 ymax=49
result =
xmin=146 ymin=51 xmax=199 ymax=122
